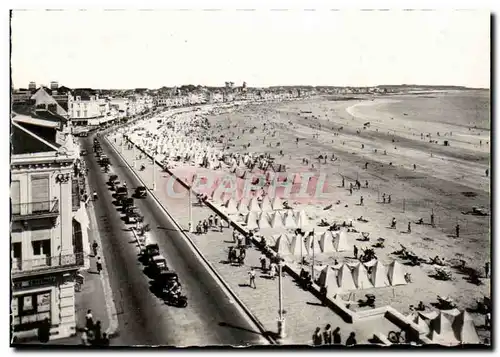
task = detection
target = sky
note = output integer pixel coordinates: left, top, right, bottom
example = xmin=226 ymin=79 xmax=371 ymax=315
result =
xmin=10 ymin=9 xmax=490 ymax=89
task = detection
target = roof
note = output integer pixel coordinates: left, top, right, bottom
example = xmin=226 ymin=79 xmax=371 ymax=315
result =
xmin=12 ymin=102 xmax=68 ymax=125
xmin=11 ymin=121 xmax=60 ymax=155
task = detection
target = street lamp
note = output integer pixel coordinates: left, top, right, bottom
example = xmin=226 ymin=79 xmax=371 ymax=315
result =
xmin=188 ymin=174 xmax=195 ymax=233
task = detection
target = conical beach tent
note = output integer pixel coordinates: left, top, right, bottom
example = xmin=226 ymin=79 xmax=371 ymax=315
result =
xmin=337 ymin=264 xmax=356 ymax=291
xmin=237 ymin=198 xmax=249 ymax=214
xmin=245 ymin=211 xmax=259 ymax=230
xmin=296 ymin=210 xmax=310 ymax=229
xmin=289 ymin=234 xmax=309 ymax=257
xmin=352 ymin=263 xmax=374 ymax=289
xmin=274 ymin=234 xmax=291 ymax=255
xmin=319 ymin=231 xmax=336 ymax=253
xmin=428 ymin=310 xmax=460 ymax=345
xmin=370 ymin=261 xmax=390 ymax=287
xmin=270 ymin=211 xmax=284 ymax=228
xmin=248 ymin=197 xmax=262 ymax=212
xmin=271 ymin=196 xmax=283 ymax=210
xmin=452 ymin=310 xmax=480 ymax=344
xmin=258 ymin=212 xmax=271 ymax=229
xmin=318 ymin=265 xmax=340 ymax=294
xmin=408 ymin=312 xmax=431 ymax=334
xmin=260 ymin=196 xmax=273 ymax=211
xmin=333 ymin=231 xmax=350 ymax=252
xmin=224 ymin=198 xmax=239 ymax=215
xmin=387 ymin=260 xmax=408 ymax=286
xmin=283 ymin=210 xmax=297 ymax=228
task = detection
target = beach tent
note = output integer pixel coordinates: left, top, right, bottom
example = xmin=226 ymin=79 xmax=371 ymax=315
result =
xmin=428 ymin=310 xmax=461 ymax=345
xmin=271 ymin=196 xmax=283 ymax=210
xmin=296 ymin=210 xmax=310 ymax=229
xmin=283 ymin=211 xmax=297 ymax=228
xmin=318 ymin=266 xmax=341 ymax=294
xmin=333 ymin=231 xmax=350 ymax=252
xmin=245 ymin=211 xmax=259 ymax=230
xmin=337 ymin=264 xmax=357 ymax=291
xmin=248 ymin=197 xmax=262 ymax=212
xmin=270 ymin=211 xmax=284 ymax=229
xmin=274 ymin=234 xmax=291 ymax=255
xmin=292 ymin=173 xmax=302 ymax=185
xmin=352 ymin=263 xmax=374 ymax=290
xmin=319 ymin=231 xmax=336 ymax=254
xmin=407 ymin=312 xmax=431 ymax=335
xmin=387 ymin=260 xmax=408 ymax=286
xmin=258 ymin=212 xmax=271 ymax=229
xmin=260 ymin=196 xmax=273 ymax=211
xmin=224 ymin=198 xmax=239 ymax=215
xmin=237 ymin=198 xmax=249 ymax=214
xmin=289 ymin=234 xmax=309 ymax=257
xmin=452 ymin=310 xmax=480 ymax=344
xmin=369 ymin=261 xmax=390 ymax=288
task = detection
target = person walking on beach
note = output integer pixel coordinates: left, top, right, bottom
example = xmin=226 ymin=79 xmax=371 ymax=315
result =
xmin=360 ymin=196 xmax=364 ymax=206
xmin=349 ymin=186 xmax=353 ymax=195
xmin=455 ymin=224 xmax=460 ymax=238
xmin=353 ymin=245 xmax=358 ymax=259
xmin=407 ymin=222 xmax=411 ymax=233
xmin=388 ymin=195 xmax=392 ymax=204
xmin=485 ymin=262 xmax=490 ymax=278
xmin=248 ymin=268 xmax=256 ymax=289
xmin=382 ymin=193 xmax=386 ymax=204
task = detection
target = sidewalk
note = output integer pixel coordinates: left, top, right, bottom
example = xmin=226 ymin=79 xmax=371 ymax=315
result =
xmin=109 ymin=134 xmax=400 ymax=345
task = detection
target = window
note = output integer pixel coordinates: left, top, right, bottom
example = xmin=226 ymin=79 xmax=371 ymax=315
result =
xmin=76 ymin=110 xmax=80 ymax=117
xmin=84 ymin=110 xmax=88 ymax=117
xmin=12 ymin=242 xmax=21 ymax=259
xmin=32 ymin=239 xmax=50 ymax=256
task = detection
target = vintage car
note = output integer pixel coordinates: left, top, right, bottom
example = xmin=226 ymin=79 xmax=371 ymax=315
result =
xmin=141 ymin=243 xmax=160 ymax=263
xmin=121 ymin=197 xmax=134 ymax=210
xmin=125 ymin=208 xmax=141 ymax=224
xmin=134 ymin=186 xmax=147 ymax=198
xmin=148 ymin=255 xmax=169 ymax=276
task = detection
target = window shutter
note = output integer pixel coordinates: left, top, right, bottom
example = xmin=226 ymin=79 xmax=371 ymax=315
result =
xmin=11 ymin=181 xmax=20 ymax=214
xmin=31 ymin=177 xmax=49 ymax=212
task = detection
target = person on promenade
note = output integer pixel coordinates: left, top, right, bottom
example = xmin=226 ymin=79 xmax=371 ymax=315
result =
xmin=248 ymin=268 xmax=256 ymax=289
xmin=81 ymin=328 xmax=90 ymax=346
xmin=323 ymin=324 xmax=332 ymax=344
xmin=96 ymin=257 xmax=103 ymax=275
xmin=92 ymin=240 xmax=99 ymax=257
xmin=312 ymin=327 xmax=322 ymax=346
xmin=485 ymin=262 xmax=490 ymax=278
xmin=346 ymin=332 xmax=357 ymax=346
xmin=353 ymin=245 xmax=358 ymax=259
xmin=85 ymin=310 xmax=94 ymax=329
xmin=333 ymin=327 xmax=341 ymax=344
xmin=93 ymin=320 xmax=102 ymax=343
xmin=260 ymin=253 xmax=267 ymax=271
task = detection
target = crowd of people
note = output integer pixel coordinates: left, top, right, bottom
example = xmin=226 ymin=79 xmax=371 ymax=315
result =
xmin=312 ymin=325 xmax=357 ymax=346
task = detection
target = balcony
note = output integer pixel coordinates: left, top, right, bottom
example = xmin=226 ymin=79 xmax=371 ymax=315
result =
xmin=11 ymin=200 xmax=59 ymax=221
xmin=11 ymin=252 xmax=84 ymax=278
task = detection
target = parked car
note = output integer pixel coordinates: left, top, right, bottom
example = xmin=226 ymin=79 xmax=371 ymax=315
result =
xmin=122 ymin=197 xmax=134 ymax=210
xmin=126 ymin=210 xmax=141 ymax=224
xmin=148 ymin=255 xmax=169 ymax=276
xmin=134 ymin=186 xmax=147 ymax=198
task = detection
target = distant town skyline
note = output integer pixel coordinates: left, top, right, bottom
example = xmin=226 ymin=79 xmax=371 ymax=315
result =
xmin=11 ymin=9 xmax=490 ymax=89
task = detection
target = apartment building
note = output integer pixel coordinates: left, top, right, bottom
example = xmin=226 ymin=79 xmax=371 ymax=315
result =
xmin=10 ymin=118 xmax=88 ymax=341
xmin=68 ymin=90 xmax=110 ymax=126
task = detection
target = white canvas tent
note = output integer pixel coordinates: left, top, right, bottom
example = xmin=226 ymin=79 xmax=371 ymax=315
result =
xmin=387 ymin=260 xmax=408 ymax=286
xmin=296 ymin=210 xmax=310 ymax=229
xmin=370 ymin=261 xmax=390 ymax=287
xmin=428 ymin=310 xmax=461 ymax=345
xmin=452 ymin=310 xmax=480 ymax=345
xmin=289 ymin=234 xmax=309 ymax=257
xmin=270 ymin=211 xmax=284 ymax=229
xmin=408 ymin=312 xmax=431 ymax=334
xmin=352 ymin=263 xmax=374 ymax=290
xmin=258 ymin=212 xmax=271 ymax=229
xmin=274 ymin=234 xmax=291 ymax=255
xmin=318 ymin=265 xmax=341 ymax=294
xmin=337 ymin=264 xmax=357 ymax=291
xmin=283 ymin=210 xmax=297 ymax=228
xmin=248 ymin=197 xmax=262 ymax=212
xmin=237 ymin=198 xmax=249 ymax=214
xmin=271 ymin=196 xmax=283 ymax=211
xmin=260 ymin=196 xmax=273 ymax=212
xmin=333 ymin=231 xmax=350 ymax=251
xmin=319 ymin=231 xmax=336 ymax=253
xmin=224 ymin=198 xmax=239 ymax=215
xmin=245 ymin=211 xmax=259 ymax=230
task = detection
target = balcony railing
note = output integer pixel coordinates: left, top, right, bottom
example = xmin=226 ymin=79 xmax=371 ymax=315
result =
xmin=11 ymin=200 xmax=59 ymax=220
xmin=11 ymin=252 xmax=84 ymax=276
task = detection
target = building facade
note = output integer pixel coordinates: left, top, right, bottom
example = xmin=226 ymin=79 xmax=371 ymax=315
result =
xmin=11 ymin=122 xmax=87 ymax=341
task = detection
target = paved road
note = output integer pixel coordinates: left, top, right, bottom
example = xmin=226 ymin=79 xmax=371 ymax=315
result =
xmin=80 ymin=134 xmax=267 ymax=346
